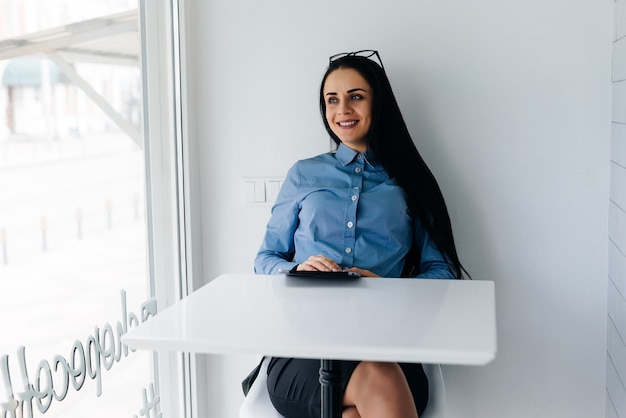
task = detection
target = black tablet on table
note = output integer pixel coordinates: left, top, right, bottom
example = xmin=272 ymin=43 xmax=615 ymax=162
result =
xmin=279 ymin=268 xmax=361 ymax=279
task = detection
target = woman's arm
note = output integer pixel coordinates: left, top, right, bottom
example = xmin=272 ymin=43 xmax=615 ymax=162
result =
xmin=254 ymin=164 xmax=301 ymax=275
xmin=413 ymin=220 xmax=457 ymax=279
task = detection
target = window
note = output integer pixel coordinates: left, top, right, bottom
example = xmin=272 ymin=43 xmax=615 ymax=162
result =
xmin=0 ymin=1 xmax=162 ymax=417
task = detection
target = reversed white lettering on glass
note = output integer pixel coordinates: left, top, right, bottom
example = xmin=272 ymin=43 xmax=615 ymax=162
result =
xmin=0 ymin=290 xmax=156 ymax=418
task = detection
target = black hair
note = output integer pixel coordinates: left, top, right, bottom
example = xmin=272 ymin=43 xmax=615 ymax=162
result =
xmin=319 ymin=55 xmax=468 ymax=279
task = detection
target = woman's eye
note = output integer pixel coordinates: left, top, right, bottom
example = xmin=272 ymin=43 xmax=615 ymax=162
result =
xmin=328 ymin=97 xmax=338 ymax=104
xmin=350 ymin=94 xmax=363 ymax=100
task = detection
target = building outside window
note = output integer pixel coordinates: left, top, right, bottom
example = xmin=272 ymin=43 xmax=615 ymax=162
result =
xmin=0 ymin=1 xmax=162 ymax=416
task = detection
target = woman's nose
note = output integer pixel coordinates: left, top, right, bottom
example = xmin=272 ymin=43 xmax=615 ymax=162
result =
xmin=338 ymin=102 xmax=352 ymax=115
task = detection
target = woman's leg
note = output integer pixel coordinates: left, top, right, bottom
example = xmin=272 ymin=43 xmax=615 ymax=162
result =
xmin=342 ymin=406 xmax=361 ymax=418
xmin=267 ymin=358 xmax=427 ymax=418
xmin=343 ymin=362 xmax=419 ymax=418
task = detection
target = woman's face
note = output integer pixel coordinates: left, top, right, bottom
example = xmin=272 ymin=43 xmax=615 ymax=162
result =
xmin=323 ymin=68 xmax=372 ymax=152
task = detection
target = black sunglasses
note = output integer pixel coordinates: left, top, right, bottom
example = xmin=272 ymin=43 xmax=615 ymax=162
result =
xmin=328 ymin=50 xmax=385 ymax=70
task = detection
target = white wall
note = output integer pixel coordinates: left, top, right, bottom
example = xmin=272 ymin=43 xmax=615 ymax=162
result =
xmin=183 ymin=1 xmax=613 ymax=416
xmin=607 ymin=0 xmax=626 ymax=416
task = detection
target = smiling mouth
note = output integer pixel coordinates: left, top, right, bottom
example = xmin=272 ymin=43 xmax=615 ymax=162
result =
xmin=338 ymin=120 xmax=358 ymax=127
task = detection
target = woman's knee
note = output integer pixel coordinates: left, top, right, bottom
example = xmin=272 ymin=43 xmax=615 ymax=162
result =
xmin=345 ymin=362 xmax=407 ymax=400
xmin=355 ymin=361 xmax=404 ymax=383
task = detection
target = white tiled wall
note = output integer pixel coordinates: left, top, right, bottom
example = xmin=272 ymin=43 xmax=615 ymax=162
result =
xmin=608 ymin=1 xmax=626 ymax=416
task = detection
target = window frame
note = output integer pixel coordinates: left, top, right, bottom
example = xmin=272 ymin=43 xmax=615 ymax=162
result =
xmin=139 ymin=0 xmax=205 ymax=416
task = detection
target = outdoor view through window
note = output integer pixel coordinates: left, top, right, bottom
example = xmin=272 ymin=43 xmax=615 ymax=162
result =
xmin=0 ymin=1 xmax=154 ymax=417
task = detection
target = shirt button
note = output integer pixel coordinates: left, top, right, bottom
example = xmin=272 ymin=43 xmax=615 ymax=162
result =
xmin=355 ymin=167 xmax=362 ymax=173
xmin=351 ymin=195 xmax=358 ymax=201
xmin=345 ymin=248 xmax=352 ymax=254
xmin=357 ymin=154 xmax=362 ymax=159
xmin=347 ymin=221 xmax=354 ymax=228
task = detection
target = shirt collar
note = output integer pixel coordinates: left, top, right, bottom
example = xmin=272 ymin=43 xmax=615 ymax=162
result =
xmin=335 ymin=143 xmax=381 ymax=168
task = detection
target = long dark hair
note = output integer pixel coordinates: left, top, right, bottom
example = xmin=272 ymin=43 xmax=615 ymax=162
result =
xmin=319 ymin=54 xmax=468 ymax=279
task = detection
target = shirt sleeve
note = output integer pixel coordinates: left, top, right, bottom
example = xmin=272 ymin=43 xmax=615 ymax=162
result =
xmin=254 ymin=163 xmax=301 ymax=275
xmin=413 ymin=219 xmax=457 ymax=280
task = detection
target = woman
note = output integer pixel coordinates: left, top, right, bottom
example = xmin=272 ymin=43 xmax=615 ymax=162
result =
xmin=254 ymin=50 xmax=466 ymax=418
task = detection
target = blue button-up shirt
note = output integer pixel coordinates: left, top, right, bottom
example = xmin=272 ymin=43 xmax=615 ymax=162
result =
xmin=254 ymin=144 xmax=454 ymax=278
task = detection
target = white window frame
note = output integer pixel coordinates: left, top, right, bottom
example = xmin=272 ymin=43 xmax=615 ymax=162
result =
xmin=140 ymin=0 xmax=205 ymax=416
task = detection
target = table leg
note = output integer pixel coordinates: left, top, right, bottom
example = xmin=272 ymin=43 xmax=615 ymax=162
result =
xmin=319 ymin=359 xmax=343 ymax=418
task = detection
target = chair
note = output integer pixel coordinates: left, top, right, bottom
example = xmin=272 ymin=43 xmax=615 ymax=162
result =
xmin=422 ymin=363 xmax=447 ymax=418
xmin=239 ymin=357 xmax=285 ymax=418
xmin=239 ymin=358 xmax=446 ymax=418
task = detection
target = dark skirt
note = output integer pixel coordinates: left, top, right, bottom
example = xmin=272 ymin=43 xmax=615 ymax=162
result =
xmin=266 ymin=357 xmax=429 ymax=418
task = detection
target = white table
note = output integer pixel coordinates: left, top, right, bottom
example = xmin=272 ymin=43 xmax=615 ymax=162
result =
xmin=123 ymin=274 xmax=497 ymax=417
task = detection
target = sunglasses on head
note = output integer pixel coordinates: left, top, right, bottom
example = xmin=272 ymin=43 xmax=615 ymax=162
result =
xmin=328 ymin=50 xmax=385 ymax=70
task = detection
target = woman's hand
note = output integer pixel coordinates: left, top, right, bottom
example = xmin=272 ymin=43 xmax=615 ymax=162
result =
xmin=297 ymin=255 xmax=341 ymax=272
xmin=297 ymin=257 xmax=380 ymax=277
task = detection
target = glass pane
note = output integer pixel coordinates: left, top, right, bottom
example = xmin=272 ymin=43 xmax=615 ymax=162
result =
xmin=0 ymin=1 xmax=155 ymax=417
